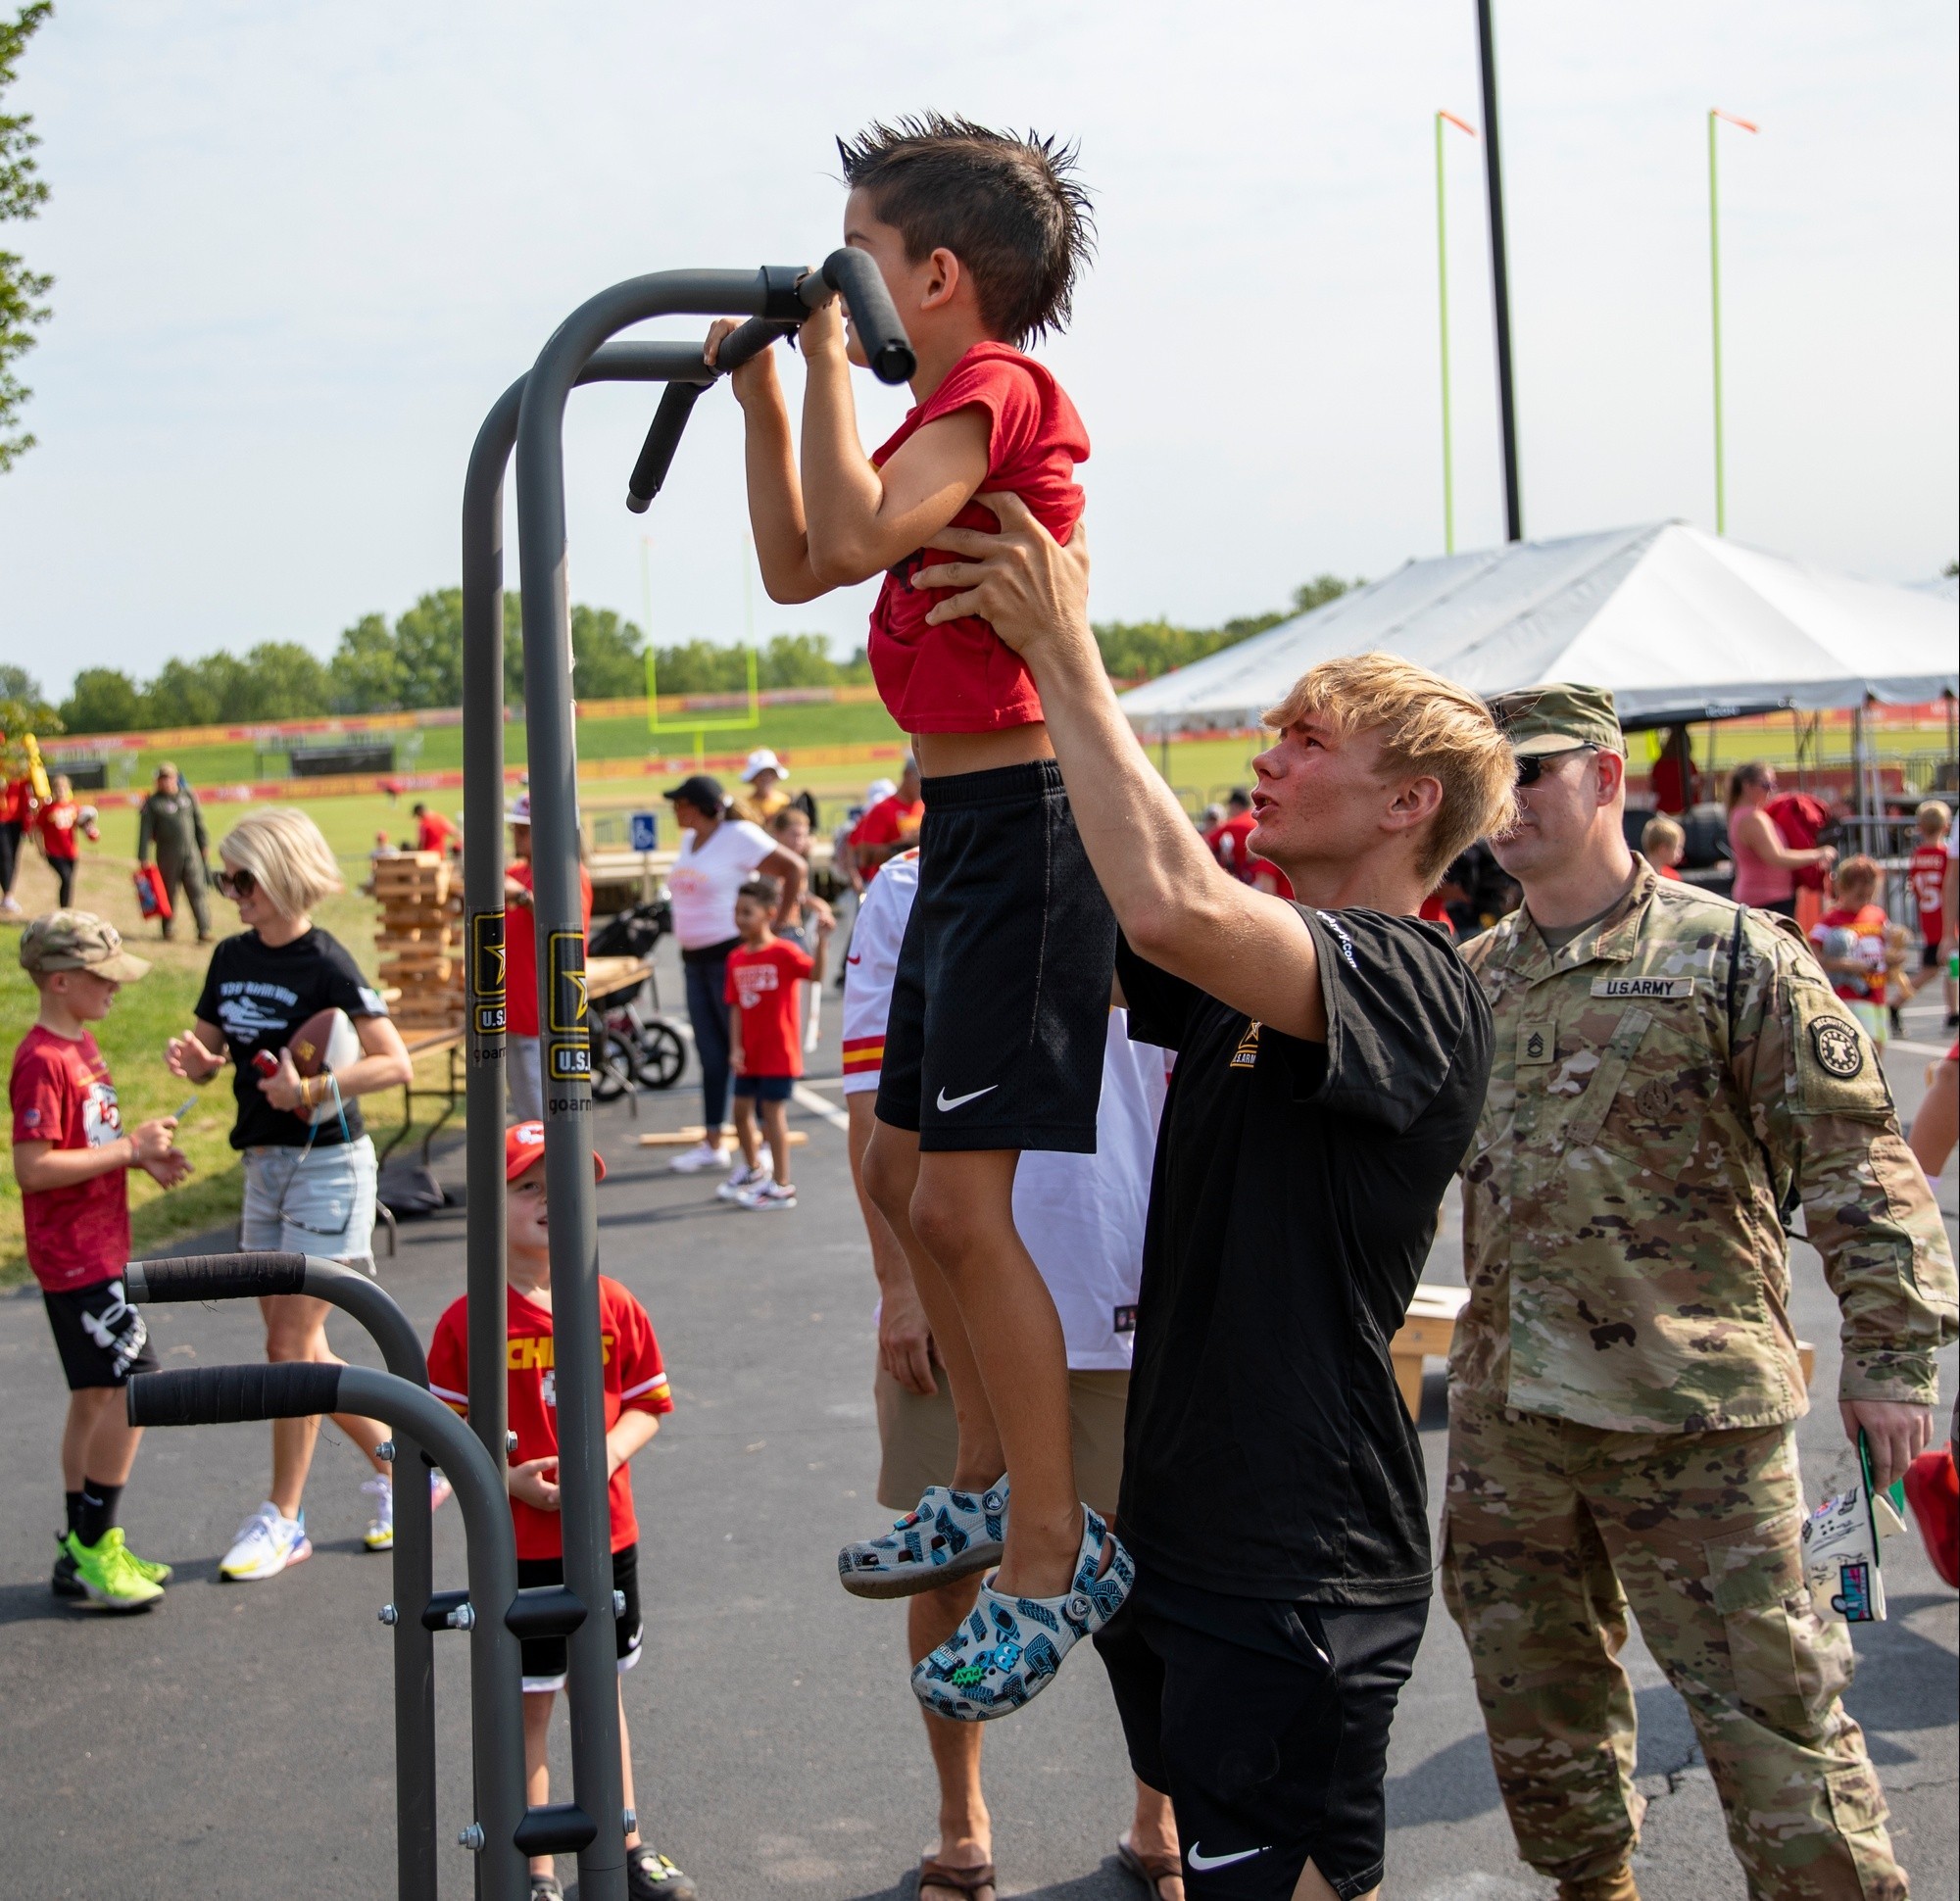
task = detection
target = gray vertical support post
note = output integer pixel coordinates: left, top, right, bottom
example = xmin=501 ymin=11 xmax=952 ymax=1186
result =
xmin=512 ymin=270 xmax=767 ymax=1901
xmin=463 ymin=376 xmax=525 ymax=1485
xmin=1476 ymin=0 xmax=1522 ymax=542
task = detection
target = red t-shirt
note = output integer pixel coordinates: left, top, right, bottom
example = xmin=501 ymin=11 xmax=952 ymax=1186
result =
xmin=0 ymin=777 xmax=28 ymax=826
xmin=724 ymin=938 xmax=815 ymax=1078
xmin=10 ymin=1025 xmax=130 ymax=1292
xmin=867 ymin=343 xmax=1089 ymax=733
xmin=1657 ymin=862 xmax=1684 ymax=880
xmin=427 ymin=1277 xmax=672 ymax=1560
xmin=36 ymin=799 xmax=86 ymax=861
xmin=850 ymin=795 xmax=924 ymax=882
xmin=1909 ymin=842 xmax=1947 ymax=939
xmin=1811 ymin=902 xmax=1890 ymax=1006
xmin=416 ymin=811 xmax=459 ymax=854
xmin=505 ymin=861 xmax=594 ymax=1039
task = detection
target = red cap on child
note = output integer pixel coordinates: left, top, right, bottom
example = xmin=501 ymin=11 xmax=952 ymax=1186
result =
xmin=504 ymin=1120 xmax=607 ymax=1184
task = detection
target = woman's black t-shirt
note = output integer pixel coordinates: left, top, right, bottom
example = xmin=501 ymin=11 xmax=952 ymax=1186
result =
xmin=1115 ymin=906 xmax=1492 ymax=1605
xmin=193 ymin=929 xmax=389 ymax=1150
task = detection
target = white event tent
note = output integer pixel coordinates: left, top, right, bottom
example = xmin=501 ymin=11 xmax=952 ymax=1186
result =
xmin=1116 ymin=521 xmax=1959 ymax=735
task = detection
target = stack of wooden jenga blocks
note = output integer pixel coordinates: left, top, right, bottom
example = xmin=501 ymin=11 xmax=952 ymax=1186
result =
xmin=371 ymin=851 xmax=464 ymax=1034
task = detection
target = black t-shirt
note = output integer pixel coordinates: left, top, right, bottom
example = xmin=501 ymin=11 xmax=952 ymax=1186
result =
xmin=193 ymin=929 xmax=388 ymax=1150
xmin=1115 ymin=906 xmax=1492 ymax=1605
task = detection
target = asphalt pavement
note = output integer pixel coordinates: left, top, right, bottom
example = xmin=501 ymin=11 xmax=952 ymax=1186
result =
xmin=0 ymin=950 xmax=1952 ymax=1900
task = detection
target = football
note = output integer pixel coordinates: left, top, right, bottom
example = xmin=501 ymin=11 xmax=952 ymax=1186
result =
xmin=286 ymin=1008 xmax=364 ymax=1125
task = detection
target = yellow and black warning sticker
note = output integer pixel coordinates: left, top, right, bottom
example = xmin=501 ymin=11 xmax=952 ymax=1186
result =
xmin=471 ymin=908 xmax=507 ymax=1037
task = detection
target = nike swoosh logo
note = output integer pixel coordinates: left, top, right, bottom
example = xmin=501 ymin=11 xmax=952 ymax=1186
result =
xmin=847 ymin=954 xmax=862 ymax=964
xmin=1187 ymin=1845 xmax=1268 ymax=1872
xmin=935 ymin=1085 xmax=998 ymax=1112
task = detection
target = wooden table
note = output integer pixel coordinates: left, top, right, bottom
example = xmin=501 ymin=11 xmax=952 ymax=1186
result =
xmin=1390 ymin=1284 xmax=1815 ymax=1420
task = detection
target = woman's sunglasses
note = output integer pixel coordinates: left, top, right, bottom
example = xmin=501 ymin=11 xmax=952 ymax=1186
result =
xmin=214 ymin=867 xmax=258 ymax=901
xmin=1515 ymin=744 xmax=1596 ymax=788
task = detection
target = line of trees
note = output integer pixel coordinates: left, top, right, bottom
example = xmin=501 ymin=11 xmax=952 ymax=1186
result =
xmin=44 ymin=571 xmax=1361 ymax=738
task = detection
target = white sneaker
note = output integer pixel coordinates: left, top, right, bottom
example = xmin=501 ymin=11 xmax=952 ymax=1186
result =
xmin=363 ymin=1470 xmax=453 ymax=1551
xmin=739 ymin=1180 xmax=797 ymax=1211
xmin=668 ymin=1141 xmax=732 ymax=1175
xmin=716 ymin=1163 xmax=769 ymax=1202
xmin=362 ymin=1473 xmax=394 ymax=1551
xmin=220 ymin=1503 xmax=312 ymax=1582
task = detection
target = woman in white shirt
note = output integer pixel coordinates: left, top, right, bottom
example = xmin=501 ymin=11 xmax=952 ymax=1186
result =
xmin=663 ymin=773 xmax=806 ymax=1173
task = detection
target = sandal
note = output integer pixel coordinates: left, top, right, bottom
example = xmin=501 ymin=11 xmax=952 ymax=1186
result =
xmin=911 ymin=1504 xmax=1132 ymax=1722
xmin=1116 ymin=1837 xmax=1183 ymax=1898
xmin=918 ymin=1855 xmax=998 ymax=1899
xmin=838 ymin=1481 xmax=1008 ymax=1600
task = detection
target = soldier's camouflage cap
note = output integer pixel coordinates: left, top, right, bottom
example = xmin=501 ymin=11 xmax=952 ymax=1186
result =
xmin=1489 ymin=682 xmax=1626 ymax=756
xmin=18 ymin=910 xmax=152 ymax=982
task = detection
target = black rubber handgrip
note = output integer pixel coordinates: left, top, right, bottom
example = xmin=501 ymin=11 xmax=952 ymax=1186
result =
xmin=127 ymin=1361 xmax=343 ymax=1429
xmin=514 ymin=1804 xmax=599 ymax=1857
xmin=713 ymin=316 xmax=799 ymax=374
xmin=625 ymin=382 xmax=708 ymax=514
xmin=818 ymin=248 xmax=916 ymax=384
xmin=127 ymin=1252 xmax=308 ymax=1303
xmin=504 ymin=1584 xmax=587 ymax=1641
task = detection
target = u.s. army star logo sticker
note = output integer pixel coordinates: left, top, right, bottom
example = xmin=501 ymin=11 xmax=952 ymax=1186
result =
xmin=1809 ymin=1017 xmax=1864 ymax=1080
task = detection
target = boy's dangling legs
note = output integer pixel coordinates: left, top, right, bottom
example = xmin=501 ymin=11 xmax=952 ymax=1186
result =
xmin=862 ymin=1119 xmax=1005 ymax=1495
xmin=906 ymin=1147 xmax=1083 ymax=1601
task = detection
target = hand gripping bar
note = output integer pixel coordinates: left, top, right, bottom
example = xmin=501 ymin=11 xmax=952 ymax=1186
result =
xmin=128 ymin=1360 xmax=343 ymax=1428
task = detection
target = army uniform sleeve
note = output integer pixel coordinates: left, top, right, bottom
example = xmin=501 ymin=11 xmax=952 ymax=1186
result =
xmin=1737 ymin=922 xmax=1957 ymax=1406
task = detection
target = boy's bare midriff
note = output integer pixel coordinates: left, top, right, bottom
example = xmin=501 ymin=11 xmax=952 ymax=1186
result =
xmin=914 ymin=723 xmax=1054 ymax=779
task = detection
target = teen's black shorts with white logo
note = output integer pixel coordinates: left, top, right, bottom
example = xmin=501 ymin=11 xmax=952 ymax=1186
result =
xmin=1095 ymin=1566 xmax=1428 ymax=1900
xmin=875 ymin=758 xmax=1115 ymax=1153
xmin=514 ymin=1541 xmax=643 ymax=1692
xmin=43 ymin=1277 xmax=160 ymax=1390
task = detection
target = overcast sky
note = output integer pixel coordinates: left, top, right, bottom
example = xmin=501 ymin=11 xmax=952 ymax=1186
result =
xmin=2 ymin=1 xmax=1954 ymax=693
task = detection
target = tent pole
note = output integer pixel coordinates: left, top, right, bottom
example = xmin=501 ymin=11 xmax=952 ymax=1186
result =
xmin=1477 ymin=0 xmax=1522 ymax=542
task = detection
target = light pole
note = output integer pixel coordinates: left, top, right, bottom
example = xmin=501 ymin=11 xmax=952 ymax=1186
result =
xmin=1708 ymin=107 xmax=1759 ymax=535
xmin=1435 ymin=109 xmax=1478 ymax=554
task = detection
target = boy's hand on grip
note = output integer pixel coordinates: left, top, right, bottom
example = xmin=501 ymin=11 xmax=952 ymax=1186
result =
xmin=704 ymin=317 xmax=777 ymax=406
xmin=797 ymin=293 xmax=847 ymax=364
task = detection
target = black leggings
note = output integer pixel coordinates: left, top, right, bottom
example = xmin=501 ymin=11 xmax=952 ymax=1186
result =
xmin=50 ymin=856 xmax=76 ymax=908
xmin=0 ymin=820 xmax=21 ymax=896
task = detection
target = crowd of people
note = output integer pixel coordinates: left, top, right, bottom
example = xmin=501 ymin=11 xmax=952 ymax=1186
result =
xmin=8 ymin=113 xmax=1959 ymax=1901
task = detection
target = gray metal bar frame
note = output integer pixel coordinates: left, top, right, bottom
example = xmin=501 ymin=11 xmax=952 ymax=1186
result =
xmin=127 ymin=1362 xmax=530 ymax=1901
xmin=124 ymin=1253 xmax=440 ymax=1901
xmin=511 ymin=271 xmax=771 ymax=1901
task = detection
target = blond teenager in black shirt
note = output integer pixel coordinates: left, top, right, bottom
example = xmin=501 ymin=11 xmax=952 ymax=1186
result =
xmin=906 ymin=502 xmax=1517 ymax=1901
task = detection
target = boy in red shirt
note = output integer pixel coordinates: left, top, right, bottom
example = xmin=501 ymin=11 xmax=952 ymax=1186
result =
xmin=1910 ymin=800 xmax=1950 ymax=985
xmin=1810 ymin=854 xmax=1906 ymax=1047
xmin=708 ymin=114 xmax=1128 ymax=1710
xmin=35 ymin=773 xmax=101 ymax=910
xmin=11 ymin=911 xmax=191 ymax=1609
xmin=426 ymin=1123 xmax=692 ymax=1901
xmin=722 ymin=878 xmax=814 ymax=1211
xmin=849 ymin=756 xmax=925 ymax=884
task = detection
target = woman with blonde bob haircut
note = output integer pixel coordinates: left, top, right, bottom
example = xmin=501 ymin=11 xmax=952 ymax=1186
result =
xmin=168 ymin=808 xmax=419 ymax=1581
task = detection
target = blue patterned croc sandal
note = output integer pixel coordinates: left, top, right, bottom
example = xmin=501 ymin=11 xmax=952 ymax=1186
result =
xmin=837 ymin=1481 xmax=1008 ymax=1600
xmin=911 ymin=1504 xmax=1133 ymax=1721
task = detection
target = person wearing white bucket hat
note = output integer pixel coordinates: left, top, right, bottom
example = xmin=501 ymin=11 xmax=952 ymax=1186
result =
xmin=739 ymin=749 xmax=791 ymax=822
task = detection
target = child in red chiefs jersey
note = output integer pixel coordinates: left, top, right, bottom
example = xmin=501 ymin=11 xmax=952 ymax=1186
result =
xmin=1811 ymin=855 xmax=1907 ymax=1048
xmin=706 ymin=116 xmax=1127 ymax=1692
xmin=721 ymin=879 xmax=813 ymax=1211
xmin=425 ymin=1123 xmax=692 ymax=1901
xmin=12 ymin=911 xmax=191 ymax=1610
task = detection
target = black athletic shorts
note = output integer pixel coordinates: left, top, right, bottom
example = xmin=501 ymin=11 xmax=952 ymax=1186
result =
xmin=515 ymin=1541 xmax=643 ymax=1692
xmin=1095 ymin=1566 xmax=1428 ymax=1900
xmin=875 ymin=758 xmax=1115 ymax=1153
xmin=43 ymin=1277 xmax=159 ymax=1390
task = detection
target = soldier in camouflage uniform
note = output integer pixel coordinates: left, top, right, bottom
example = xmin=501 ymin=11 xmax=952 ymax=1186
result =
xmin=1443 ymin=684 xmax=1956 ymax=1901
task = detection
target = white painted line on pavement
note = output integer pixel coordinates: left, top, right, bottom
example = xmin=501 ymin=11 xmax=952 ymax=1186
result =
xmin=793 ymin=1084 xmax=851 ymax=1133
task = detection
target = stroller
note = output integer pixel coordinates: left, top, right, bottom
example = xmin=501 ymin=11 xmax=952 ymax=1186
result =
xmin=586 ymin=897 xmax=687 ymax=1102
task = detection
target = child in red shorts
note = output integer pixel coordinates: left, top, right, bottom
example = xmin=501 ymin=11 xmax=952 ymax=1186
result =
xmin=11 ymin=911 xmax=190 ymax=1610
xmin=721 ymin=878 xmax=813 ymax=1211
xmin=426 ymin=1122 xmax=692 ymax=1901
xmin=708 ymin=114 xmax=1127 ymax=1719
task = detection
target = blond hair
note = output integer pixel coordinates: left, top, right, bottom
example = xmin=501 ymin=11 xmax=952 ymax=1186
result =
xmin=220 ymin=808 xmax=344 ymax=920
xmin=1917 ymin=799 xmax=1951 ymax=837
xmin=1642 ymin=815 xmax=1685 ymax=858
xmin=1262 ymin=654 xmax=1518 ymax=882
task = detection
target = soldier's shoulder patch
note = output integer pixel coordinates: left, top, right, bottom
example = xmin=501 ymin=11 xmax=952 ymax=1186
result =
xmin=1788 ymin=975 xmax=1893 ymax=1117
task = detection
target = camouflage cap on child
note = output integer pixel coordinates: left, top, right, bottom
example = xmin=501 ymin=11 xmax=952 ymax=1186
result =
xmin=18 ymin=910 xmax=152 ymax=982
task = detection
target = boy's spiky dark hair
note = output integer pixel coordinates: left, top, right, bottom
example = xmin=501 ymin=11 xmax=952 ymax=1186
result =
xmin=836 ymin=114 xmax=1095 ymax=347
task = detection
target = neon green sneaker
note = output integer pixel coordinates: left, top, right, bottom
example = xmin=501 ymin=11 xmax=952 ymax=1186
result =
xmin=115 ymin=1530 xmax=173 ymax=1586
xmin=63 ymin=1529 xmax=165 ymax=1611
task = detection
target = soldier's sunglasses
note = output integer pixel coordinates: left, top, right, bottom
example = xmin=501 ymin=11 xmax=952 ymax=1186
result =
xmin=1515 ymin=744 xmax=1596 ymax=787
xmin=214 ymin=867 xmax=258 ymax=900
